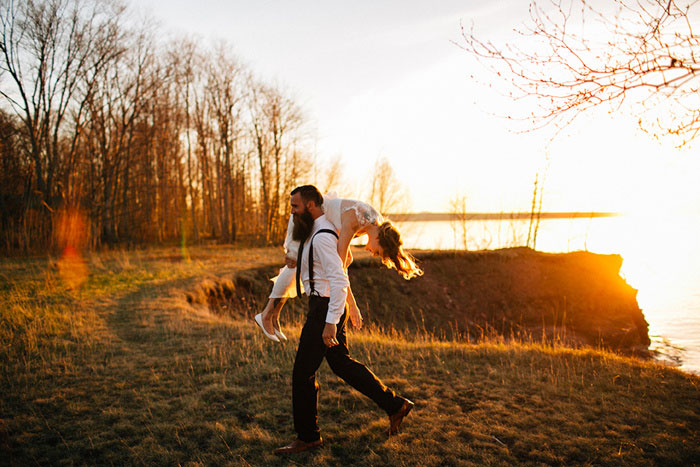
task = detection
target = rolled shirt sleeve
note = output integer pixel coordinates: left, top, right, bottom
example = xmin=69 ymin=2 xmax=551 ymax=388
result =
xmin=313 ymin=232 xmax=349 ymax=324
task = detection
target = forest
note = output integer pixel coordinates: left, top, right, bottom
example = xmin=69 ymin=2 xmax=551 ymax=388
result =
xmin=0 ymin=0 xmax=323 ymax=253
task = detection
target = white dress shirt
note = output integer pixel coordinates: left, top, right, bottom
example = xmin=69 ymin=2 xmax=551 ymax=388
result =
xmin=299 ymin=214 xmax=349 ymax=324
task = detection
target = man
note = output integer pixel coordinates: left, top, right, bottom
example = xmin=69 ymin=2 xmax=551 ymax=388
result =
xmin=274 ymin=185 xmax=414 ymax=455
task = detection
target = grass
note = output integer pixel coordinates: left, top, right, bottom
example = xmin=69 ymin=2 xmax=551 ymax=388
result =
xmin=1 ymin=246 xmax=699 ymax=466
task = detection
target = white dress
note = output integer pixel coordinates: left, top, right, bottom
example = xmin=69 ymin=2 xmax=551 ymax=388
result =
xmin=269 ymin=195 xmax=382 ymax=298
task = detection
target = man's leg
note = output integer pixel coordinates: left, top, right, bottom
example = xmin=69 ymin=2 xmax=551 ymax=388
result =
xmin=325 ymin=311 xmax=405 ymax=416
xmin=292 ymin=297 xmax=329 ymax=442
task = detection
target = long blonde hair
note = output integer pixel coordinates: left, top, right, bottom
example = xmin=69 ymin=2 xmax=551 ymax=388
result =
xmin=377 ymin=221 xmax=423 ymax=280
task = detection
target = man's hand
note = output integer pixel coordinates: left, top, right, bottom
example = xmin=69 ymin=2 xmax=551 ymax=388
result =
xmin=348 ymin=304 xmax=363 ymax=329
xmin=285 ymin=255 xmax=297 ymax=268
xmin=322 ymin=323 xmax=339 ymax=347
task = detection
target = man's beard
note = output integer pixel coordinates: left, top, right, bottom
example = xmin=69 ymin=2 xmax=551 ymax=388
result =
xmin=292 ymin=210 xmax=314 ymax=242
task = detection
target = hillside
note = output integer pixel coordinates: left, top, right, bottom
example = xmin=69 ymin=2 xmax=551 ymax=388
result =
xmin=200 ymin=248 xmax=650 ymax=353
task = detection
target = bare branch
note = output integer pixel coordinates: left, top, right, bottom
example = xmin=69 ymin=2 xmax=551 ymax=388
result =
xmin=460 ymin=0 xmax=700 ymax=147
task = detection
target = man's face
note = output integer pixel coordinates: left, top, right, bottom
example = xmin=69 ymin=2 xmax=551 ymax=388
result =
xmin=290 ymin=193 xmax=314 ymax=241
xmin=290 ymin=193 xmax=306 ymax=216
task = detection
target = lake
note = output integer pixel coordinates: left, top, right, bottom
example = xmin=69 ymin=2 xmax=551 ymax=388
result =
xmin=391 ymin=214 xmax=700 ymax=374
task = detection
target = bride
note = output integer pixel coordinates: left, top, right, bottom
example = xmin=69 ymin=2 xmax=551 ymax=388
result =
xmin=255 ymin=190 xmax=422 ymax=342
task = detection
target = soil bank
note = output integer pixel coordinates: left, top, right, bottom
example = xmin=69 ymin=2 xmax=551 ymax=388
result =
xmin=196 ymin=247 xmax=649 ymax=353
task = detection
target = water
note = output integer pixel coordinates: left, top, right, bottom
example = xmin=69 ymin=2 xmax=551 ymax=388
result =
xmin=392 ymin=215 xmax=700 ymax=374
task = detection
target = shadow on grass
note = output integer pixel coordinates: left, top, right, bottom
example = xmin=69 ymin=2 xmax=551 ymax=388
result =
xmin=2 ymin=251 xmax=700 ymax=466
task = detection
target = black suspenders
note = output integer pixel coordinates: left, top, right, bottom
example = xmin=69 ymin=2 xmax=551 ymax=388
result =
xmin=295 ymin=228 xmax=340 ymax=297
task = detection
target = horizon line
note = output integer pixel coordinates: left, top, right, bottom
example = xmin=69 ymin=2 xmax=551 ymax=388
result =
xmin=385 ymin=212 xmax=621 ymax=222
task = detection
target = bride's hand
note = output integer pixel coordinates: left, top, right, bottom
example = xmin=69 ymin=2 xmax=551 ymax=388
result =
xmin=348 ymin=304 xmax=363 ymax=329
xmin=285 ymin=255 xmax=297 ymax=268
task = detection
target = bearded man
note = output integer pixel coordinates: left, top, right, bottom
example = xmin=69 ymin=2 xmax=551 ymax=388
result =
xmin=273 ymin=185 xmax=414 ymax=455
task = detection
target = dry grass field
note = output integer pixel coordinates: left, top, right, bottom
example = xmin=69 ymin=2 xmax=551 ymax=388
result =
xmin=1 ymin=246 xmax=699 ymax=466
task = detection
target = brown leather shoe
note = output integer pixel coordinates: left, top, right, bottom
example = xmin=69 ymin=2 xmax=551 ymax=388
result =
xmin=387 ymin=399 xmax=414 ymax=435
xmin=273 ymin=438 xmax=323 ymax=455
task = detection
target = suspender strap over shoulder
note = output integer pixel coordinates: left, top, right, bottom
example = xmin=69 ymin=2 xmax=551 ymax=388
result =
xmin=295 ymin=239 xmax=304 ymax=298
xmin=295 ymin=228 xmax=339 ymax=298
xmin=308 ymin=229 xmax=339 ymax=296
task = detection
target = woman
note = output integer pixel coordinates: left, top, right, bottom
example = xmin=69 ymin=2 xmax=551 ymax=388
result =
xmin=255 ymin=194 xmax=422 ymax=342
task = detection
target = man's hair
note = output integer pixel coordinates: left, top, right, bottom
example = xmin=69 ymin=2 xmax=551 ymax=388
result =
xmin=291 ymin=185 xmax=323 ymax=207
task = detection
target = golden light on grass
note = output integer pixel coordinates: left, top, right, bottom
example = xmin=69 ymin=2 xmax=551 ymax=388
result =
xmin=56 ymin=245 xmax=88 ymax=290
xmin=1 ymin=246 xmax=698 ymax=465
xmin=54 ymin=208 xmax=89 ymax=289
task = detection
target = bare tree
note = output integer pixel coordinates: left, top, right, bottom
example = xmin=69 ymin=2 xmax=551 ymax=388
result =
xmin=368 ymin=156 xmax=409 ymax=215
xmin=81 ymin=23 xmax=157 ymax=245
xmin=0 ymin=0 xmax=126 ymax=205
xmin=0 ymin=0 xmax=314 ymax=252
xmin=205 ymin=43 xmax=246 ymax=243
xmin=172 ymin=38 xmax=201 ymax=243
xmin=317 ymin=154 xmax=346 ymax=194
xmin=449 ymin=192 xmax=470 ymax=250
xmin=0 ymin=109 xmax=30 ymax=249
xmin=191 ymin=67 xmax=218 ymax=239
xmin=460 ymin=0 xmax=700 ymax=146
xmin=249 ymin=81 xmax=306 ymax=243
xmin=526 ymin=171 xmax=545 ymax=249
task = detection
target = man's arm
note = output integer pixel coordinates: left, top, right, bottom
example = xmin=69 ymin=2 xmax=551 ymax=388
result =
xmin=314 ymin=232 xmax=350 ymax=325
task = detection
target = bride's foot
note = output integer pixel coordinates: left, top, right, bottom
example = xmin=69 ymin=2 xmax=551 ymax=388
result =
xmin=255 ymin=313 xmax=279 ymax=342
xmin=273 ymin=320 xmax=288 ymax=341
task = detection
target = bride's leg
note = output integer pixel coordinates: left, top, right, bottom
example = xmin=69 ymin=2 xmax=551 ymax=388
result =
xmin=261 ymin=297 xmax=286 ymax=330
xmin=259 ymin=298 xmax=277 ymax=334
xmin=259 ymin=265 xmax=296 ymax=336
xmin=269 ymin=298 xmax=288 ymax=331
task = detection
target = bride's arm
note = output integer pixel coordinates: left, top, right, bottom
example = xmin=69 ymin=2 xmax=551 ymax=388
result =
xmin=345 ymin=248 xmax=353 ymax=267
xmin=337 ymin=209 xmax=359 ymax=268
xmin=345 ymin=286 xmax=362 ymax=329
xmin=338 ymin=209 xmax=363 ymax=328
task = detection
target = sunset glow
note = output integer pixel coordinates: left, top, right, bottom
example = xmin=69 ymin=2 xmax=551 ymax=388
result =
xmin=141 ymin=0 xmax=699 ymax=217
xmin=3 ymin=1 xmax=700 ymax=464
xmin=135 ymin=0 xmax=700 ymax=373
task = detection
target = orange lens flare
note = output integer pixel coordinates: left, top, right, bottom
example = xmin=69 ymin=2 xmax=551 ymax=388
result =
xmin=54 ymin=209 xmax=88 ymax=289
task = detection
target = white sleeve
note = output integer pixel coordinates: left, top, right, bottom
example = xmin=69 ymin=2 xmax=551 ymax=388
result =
xmin=314 ymin=233 xmax=349 ymax=324
xmin=283 ymin=215 xmax=298 ymax=258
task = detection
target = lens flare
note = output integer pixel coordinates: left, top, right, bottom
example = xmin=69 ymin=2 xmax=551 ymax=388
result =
xmin=55 ymin=208 xmax=88 ymax=289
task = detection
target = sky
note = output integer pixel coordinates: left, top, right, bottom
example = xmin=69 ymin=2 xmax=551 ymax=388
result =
xmin=138 ymin=0 xmax=700 ymax=214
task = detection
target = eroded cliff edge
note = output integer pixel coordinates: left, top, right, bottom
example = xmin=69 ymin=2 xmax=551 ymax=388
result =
xmin=196 ymin=248 xmax=650 ymax=353
xmin=349 ymin=248 xmax=650 ymax=353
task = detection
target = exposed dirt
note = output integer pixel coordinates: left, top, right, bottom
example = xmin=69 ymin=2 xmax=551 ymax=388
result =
xmin=193 ymin=248 xmax=650 ymax=353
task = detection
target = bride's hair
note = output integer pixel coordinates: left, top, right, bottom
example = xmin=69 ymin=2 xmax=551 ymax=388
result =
xmin=377 ymin=221 xmax=423 ymax=280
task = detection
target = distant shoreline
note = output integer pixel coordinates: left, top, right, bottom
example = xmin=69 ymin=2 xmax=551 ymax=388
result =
xmin=386 ymin=212 xmax=621 ymax=222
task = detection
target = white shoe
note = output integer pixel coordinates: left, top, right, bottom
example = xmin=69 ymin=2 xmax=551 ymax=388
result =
xmin=274 ymin=327 xmax=288 ymax=341
xmin=255 ymin=313 xmax=280 ymax=342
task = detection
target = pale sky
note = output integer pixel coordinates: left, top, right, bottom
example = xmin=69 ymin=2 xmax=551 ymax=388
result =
xmin=138 ymin=0 xmax=699 ymax=214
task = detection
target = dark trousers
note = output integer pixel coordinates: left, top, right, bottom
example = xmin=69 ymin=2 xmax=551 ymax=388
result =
xmin=292 ymin=296 xmax=404 ymax=442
